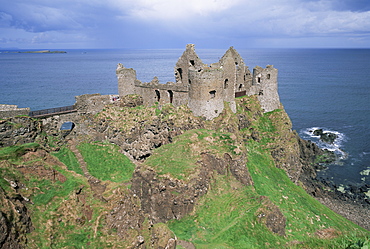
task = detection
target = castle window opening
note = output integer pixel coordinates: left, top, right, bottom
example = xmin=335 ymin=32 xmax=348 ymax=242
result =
xmin=209 ymin=90 xmax=216 ymax=99
xmin=168 ymin=90 xmax=173 ymax=104
xmin=235 ymin=62 xmax=239 ymax=70
xmin=257 ymin=77 xmax=261 ymax=83
xmin=239 ymin=84 xmax=243 ymax=90
xmin=155 ymin=90 xmax=161 ymax=102
xmin=190 ymin=60 xmax=195 ymax=66
xmin=177 ymin=68 xmax=183 ymax=80
xmin=189 ymin=79 xmax=192 ymax=84
xmin=267 ymin=74 xmax=270 ymax=79
xmin=224 ymin=79 xmax=229 ymax=89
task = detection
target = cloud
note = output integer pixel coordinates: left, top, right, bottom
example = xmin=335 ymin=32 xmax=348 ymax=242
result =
xmin=1 ymin=0 xmax=370 ymax=48
xmin=121 ymin=0 xmax=242 ymax=20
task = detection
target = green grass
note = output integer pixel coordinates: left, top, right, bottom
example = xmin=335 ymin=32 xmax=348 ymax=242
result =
xmin=167 ymin=137 xmax=369 ymax=248
xmin=161 ymin=124 xmax=369 ymax=248
xmin=77 ymin=142 xmax=135 ymax=182
xmin=53 ymin=147 xmax=83 ymax=175
xmin=144 ymin=131 xmax=198 ymax=180
xmin=169 ymin=174 xmax=286 ymax=248
xmin=0 ymin=143 xmax=39 ymax=160
xmin=30 ymin=176 xmax=83 ymax=205
xmin=145 ymin=129 xmax=239 ymax=180
xmin=246 ymin=141 xmax=367 ymax=244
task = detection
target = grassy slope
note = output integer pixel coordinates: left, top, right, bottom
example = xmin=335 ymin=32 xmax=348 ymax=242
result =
xmin=153 ymin=128 xmax=368 ymax=248
xmin=153 ymin=98 xmax=369 ymax=248
xmin=0 ymin=142 xmax=137 ymax=248
xmin=77 ymin=142 xmax=135 ymax=182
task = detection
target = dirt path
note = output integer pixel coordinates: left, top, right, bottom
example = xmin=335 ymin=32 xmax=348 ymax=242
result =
xmin=177 ymin=240 xmax=196 ymax=249
xmin=68 ymin=140 xmax=107 ymax=200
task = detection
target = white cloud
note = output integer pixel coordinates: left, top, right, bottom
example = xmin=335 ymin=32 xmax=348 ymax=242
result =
xmin=110 ymin=0 xmax=242 ymax=21
xmin=1 ymin=0 xmax=370 ymax=48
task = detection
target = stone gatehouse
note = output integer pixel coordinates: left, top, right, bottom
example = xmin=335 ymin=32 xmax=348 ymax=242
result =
xmin=117 ymin=44 xmax=280 ymax=120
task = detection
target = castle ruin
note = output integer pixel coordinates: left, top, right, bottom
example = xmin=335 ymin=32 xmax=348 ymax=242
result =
xmin=116 ymin=44 xmax=280 ymax=120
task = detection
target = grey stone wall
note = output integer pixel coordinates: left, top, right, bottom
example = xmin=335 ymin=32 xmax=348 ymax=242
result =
xmin=135 ymin=78 xmax=189 ymax=107
xmin=251 ymin=65 xmax=280 ymax=112
xmin=75 ymin=93 xmax=118 ymax=115
xmin=116 ymin=63 xmax=137 ymax=97
xmin=175 ymin=44 xmax=204 ymax=85
xmin=0 ymin=104 xmax=30 ymax=119
xmin=188 ymin=69 xmax=225 ymax=120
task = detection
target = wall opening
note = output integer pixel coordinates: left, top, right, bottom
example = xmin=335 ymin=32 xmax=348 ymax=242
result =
xmin=238 ymin=84 xmax=243 ymax=90
xmin=190 ymin=60 xmax=195 ymax=66
xmin=155 ymin=90 xmax=161 ymax=102
xmin=189 ymin=79 xmax=192 ymax=84
xmin=209 ymin=90 xmax=216 ymax=99
xmin=267 ymin=74 xmax=270 ymax=79
xmin=168 ymin=90 xmax=173 ymax=104
xmin=224 ymin=79 xmax=229 ymax=89
xmin=257 ymin=77 xmax=261 ymax=83
xmin=177 ymin=68 xmax=183 ymax=80
xmin=235 ymin=62 xmax=239 ymax=70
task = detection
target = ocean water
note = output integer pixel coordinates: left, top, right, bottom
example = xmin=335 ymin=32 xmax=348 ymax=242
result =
xmin=0 ymin=48 xmax=369 ymax=188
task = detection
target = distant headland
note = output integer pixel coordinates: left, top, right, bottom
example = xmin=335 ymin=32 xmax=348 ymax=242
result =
xmin=1 ymin=50 xmax=67 ymax=54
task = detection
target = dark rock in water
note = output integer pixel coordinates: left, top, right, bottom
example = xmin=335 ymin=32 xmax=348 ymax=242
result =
xmin=321 ymin=133 xmax=337 ymax=144
xmin=312 ymin=129 xmax=337 ymax=144
xmin=313 ymin=129 xmax=324 ymax=136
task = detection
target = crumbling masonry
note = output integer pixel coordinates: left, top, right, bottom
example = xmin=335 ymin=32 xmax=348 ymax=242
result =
xmin=116 ymin=44 xmax=280 ymax=120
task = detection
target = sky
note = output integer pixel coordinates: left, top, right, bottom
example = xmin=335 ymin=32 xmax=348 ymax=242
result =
xmin=1 ymin=0 xmax=370 ymax=49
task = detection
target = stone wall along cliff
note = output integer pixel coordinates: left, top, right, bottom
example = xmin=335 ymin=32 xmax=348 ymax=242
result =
xmin=0 ymin=105 xmax=30 ymax=119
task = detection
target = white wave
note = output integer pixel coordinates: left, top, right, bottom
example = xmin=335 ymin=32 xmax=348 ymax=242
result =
xmin=300 ymin=127 xmax=348 ymax=160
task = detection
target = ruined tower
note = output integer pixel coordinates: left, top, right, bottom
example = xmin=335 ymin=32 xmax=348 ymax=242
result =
xmin=116 ymin=44 xmax=280 ymax=120
xmin=116 ymin=63 xmax=137 ymax=96
xmin=251 ymin=65 xmax=280 ymax=112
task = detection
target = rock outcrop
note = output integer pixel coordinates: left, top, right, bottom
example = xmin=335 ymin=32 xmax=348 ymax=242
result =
xmin=130 ymin=152 xmax=252 ymax=225
xmin=0 ymin=117 xmax=41 ymax=147
xmin=0 ymin=185 xmax=33 ymax=248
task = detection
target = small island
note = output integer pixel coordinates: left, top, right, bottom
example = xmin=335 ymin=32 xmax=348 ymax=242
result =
xmin=19 ymin=50 xmax=67 ymax=53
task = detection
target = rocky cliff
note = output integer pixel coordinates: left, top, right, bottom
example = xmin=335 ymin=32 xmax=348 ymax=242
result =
xmin=0 ymin=94 xmax=369 ymax=248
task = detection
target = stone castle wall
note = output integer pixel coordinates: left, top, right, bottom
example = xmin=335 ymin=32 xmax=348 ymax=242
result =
xmin=251 ymin=65 xmax=281 ymax=112
xmin=188 ymin=69 xmax=225 ymax=120
xmin=116 ymin=44 xmax=280 ymax=119
xmin=0 ymin=104 xmax=30 ymax=119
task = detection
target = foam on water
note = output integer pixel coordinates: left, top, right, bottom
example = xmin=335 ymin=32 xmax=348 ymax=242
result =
xmin=300 ymin=127 xmax=348 ymax=160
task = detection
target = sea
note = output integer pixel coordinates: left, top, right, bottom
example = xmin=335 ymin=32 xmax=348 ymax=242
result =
xmin=0 ymin=48 xmax=369 ymax=191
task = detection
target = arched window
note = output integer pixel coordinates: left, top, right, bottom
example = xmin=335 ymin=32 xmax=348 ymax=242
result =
xmin=224 ymin=79 xmax=229 ymax=89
